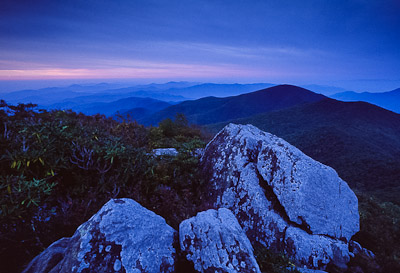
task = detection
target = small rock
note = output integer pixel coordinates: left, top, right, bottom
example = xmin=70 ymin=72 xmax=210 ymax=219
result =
xmin=152 ymin=148 xmax=179 ymax=157
xmin=194 ymin=148 xmax=205 ymax=157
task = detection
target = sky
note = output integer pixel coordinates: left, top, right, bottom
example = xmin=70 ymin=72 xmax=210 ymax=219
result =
xmin=0 ymin=0 xmax=399 ymax=92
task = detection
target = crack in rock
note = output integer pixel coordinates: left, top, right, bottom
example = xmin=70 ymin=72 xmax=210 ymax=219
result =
xmin=180 ymin=208 xmax=261 ymax=273
xmin=24 ymin=199 xmax=177 ymax=273
xmin=200 ymin=124 xmax=360 ymax=270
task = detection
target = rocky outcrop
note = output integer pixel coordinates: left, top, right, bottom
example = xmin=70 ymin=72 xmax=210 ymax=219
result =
xmin=200 ymin=123 xmax=360 ymax=270
xmin=180 ymin=208 xmax=261 ymax=273
xmin=24 ymin=123 xmax=369 ymax=272
xmin=23 ymin=198 xmax=176 ymax=273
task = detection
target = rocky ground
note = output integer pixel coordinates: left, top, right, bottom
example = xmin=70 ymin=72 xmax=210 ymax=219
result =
xmin=23 ymin=124 xmax=379 ymax=273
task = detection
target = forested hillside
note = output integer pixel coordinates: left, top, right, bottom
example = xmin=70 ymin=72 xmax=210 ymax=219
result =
xmin=140 ymin=85 xmax=325 ymax=125
xmin=207 ymin=98 xmax=400 ymax=205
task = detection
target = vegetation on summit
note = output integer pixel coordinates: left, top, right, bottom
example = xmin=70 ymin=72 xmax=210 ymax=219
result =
xmin=0 ymin=101 xmax=206 ymax=272
xmin=0 ymin=99 xmax=399 ymax=272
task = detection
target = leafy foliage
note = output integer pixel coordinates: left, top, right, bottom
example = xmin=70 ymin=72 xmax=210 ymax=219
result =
xmin=0 ymin=101 xmax=206 ymax=272
xmin=0 ymin=175 xmax=56 ymax=219
xmin=353 ymin=192 xmax=400 ymax=272
xmin=253 ymin=243 xmax=299 ymax=273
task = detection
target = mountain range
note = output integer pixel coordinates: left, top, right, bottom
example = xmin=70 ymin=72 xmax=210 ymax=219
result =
xmin=2 ymin=82 xmax=400 ymax=203
xmin=0 ymin=82 xmax=275 ymax=116
xmin=72 ymin=97 xmax=172 ymax=117
xmin=139 ymin=85 xmax=325 ymax=125
xmin=136 ymin=84 xmax=400 ymax=203
xmin=331 ymin=88 xmax=400 ymax=113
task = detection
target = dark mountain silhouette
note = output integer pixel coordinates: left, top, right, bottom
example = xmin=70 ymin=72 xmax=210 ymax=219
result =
xmin=331 ymin=88 xmax=400 ymax=113
xmin=207 ymin=98 xmax=400 ymax=203
xmin=140 ymin=84 xmax=326 ymax=125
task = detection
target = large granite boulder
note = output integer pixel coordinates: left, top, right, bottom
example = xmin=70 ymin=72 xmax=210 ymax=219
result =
xmin=180 ymin=208 xmax=261 ymax=273
xmin=200 ymin=124 xmax=360 ymax=270
xmin=23 ymin=198 xmax=176 ymax=273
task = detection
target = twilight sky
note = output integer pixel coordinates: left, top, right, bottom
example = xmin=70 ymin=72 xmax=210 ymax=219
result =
xmin=0 ymin=0 xmax=399 ymax=92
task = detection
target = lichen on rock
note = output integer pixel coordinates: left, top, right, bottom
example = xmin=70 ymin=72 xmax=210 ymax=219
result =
xmin=23 ymin=198 xmax=177 ymax=273
xmin=200 ymin=123 xmax=360 ymax=270
xmin=180 ymin=208 xmax=261 ymax=273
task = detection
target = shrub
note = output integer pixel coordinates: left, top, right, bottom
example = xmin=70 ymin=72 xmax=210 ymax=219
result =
xmin=0 ymin=175 xmax=56 ymax=220
xmin=353 ymin=193 xmax=400 ymax=272
xmin=253 ymin=243 xmax=299 ymax=273
xmin=0 ymin=102 xmax=207 ymax=272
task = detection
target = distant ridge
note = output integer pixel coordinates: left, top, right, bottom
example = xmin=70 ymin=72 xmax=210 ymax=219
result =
xmin=73 ymin=97 xmax=171 ymax=116
xmin=331 ymin=88 xmax=400 ymax=113
xmin=160 ymin=83 xmax=275 ymax=98
xmin=0 ymin=82 xmax=275 ymax=115
xmin=207 ymin=98 xmax=400 ymax=202
xmin=140 ymin=84 xmax=326 ymax=125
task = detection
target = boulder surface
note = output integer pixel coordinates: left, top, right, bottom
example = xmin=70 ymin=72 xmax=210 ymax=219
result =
xmin=22 ymin=237 xmax=70 ymax=273
xmin=180 ymin=208 xmax=261 ymax=273
xmin=23 ymin=198 xmax=176 ymax=273
xmin=201 ymin=123 xmax=360 ymax=270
